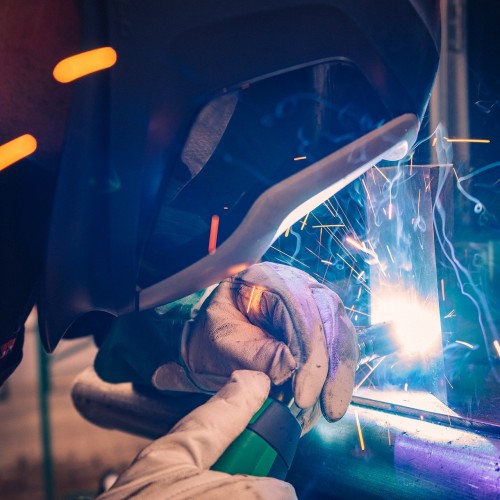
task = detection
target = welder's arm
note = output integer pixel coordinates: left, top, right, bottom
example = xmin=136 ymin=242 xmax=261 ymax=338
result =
xmin=97 ymin=370 xmax=296 ymax=500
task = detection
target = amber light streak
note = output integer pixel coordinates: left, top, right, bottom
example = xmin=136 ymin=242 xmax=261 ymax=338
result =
xmin=53 ymin=47 xmax=117 ymax=83
xmin=354 ymin=410 xmax=365 ymax=451
xmin=455 ymin=340 xmax=474 ymax=349
xmin=0 ymin=134 xmax=37 ymax=171
xmin=208 ymin=215 xmax=219 ymax=254
xmin=300 ymin=212 xmax=310 ymax=230
xmin=443 ymin=137 xmax=490 ymax=144
xmin=493 ymin=340 xmax=500 ymax=358
xmin=345 ymin=236 xmax=369 ymax=254
xmin=246 ymin=286 xmax=256 ymax=314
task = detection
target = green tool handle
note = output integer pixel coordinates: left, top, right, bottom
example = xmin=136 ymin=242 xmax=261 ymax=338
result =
xmin=212 ymin=397 xmax=300 ymax=479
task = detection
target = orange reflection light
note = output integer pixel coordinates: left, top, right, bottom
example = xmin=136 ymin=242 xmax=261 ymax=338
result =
xmin=208 ymin=214 xmax=219 ymax=254
xmin=0 ymin=134 xmax=37 ymax=171
xmin=53 ymin=47 xmax=117 ymax=83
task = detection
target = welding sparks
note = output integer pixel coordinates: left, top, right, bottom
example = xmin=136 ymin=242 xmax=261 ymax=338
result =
xmin=455 ymin=340 xmax=474 ymax=349
xmin=361 ymin=178 xmax=376 ymax=216
xmin=405 ymin=163 xmax=454 ymax=168
xmin=0 ymin=134 xmax=37 ymax=171
xmin=444 ymin=309 xmax=455 ymax=319
xmin=441 ymin=279 xmax=446 ymax=301
xmin=373 ymin=165 xmax=390 ymax=182
xmin=354 ymin=356 xmax=386 ymax=390
xmin=443 ymin=137 xmax=491 ymax=144
xmin=312 ymin=224 xmax=345 ymax=228
xmin=493 ymin=340 xmax=500 ymax=358
xmin=300 ymin=213 xmax=309 ymax=230
xmin=345 ymin=306 xmax=370 ymax=318
xmin=345 ymin=236 xmax=365 ymax=253
xmin=354 ymin=410 xmax=365 ymax=451
xmin=345 ymin=236 xmax=379 ymax=264
xmin=294 ymin=156 xmax=307 ymax=161
xmin=386 ymin=245 xmax=395 ymax=264
xmin=53 ymin=47 xmax=117 ymax=83
xmin=269 ymin=246 xmax=310 ymax=268
xmin=208 ymin=214 xmax=219 ymax=254
xmin=246 ymin=285 xmax=256 ymax=314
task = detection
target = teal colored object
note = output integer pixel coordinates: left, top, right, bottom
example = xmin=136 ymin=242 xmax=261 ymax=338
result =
xmin=212 ymin=398 xmax=301 ymax=480
xmin=212 ymin=428 xmax=279 ymax=477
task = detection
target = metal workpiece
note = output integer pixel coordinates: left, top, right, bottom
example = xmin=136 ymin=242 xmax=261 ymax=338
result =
xmin=72 ymin=368 xmax=500 ymax=498
xmin=289 ymin=402 xmax=500 ymax=499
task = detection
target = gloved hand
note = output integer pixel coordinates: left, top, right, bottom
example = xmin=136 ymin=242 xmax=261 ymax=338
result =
xmin=156 ymin=262 xmax=358 ymax=433
xmin=97 ymin=370 xmax=296 ymax=500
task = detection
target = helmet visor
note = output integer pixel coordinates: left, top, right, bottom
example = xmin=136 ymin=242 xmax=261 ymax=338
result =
xmin=138 ymin=61 xmax=393 ymax=289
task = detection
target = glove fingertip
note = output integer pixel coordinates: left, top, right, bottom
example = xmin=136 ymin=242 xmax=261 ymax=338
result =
xmin=320 ymin=363 xmax=356 ymax=422
xmin=292 ymin=361 xmax=328 ymax=409
xmin=225 ymin=370 xmax=271 ymax=410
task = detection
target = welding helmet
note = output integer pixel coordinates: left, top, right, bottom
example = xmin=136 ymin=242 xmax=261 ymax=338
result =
xmin=39 ymin=0 xmax=441 ymax=351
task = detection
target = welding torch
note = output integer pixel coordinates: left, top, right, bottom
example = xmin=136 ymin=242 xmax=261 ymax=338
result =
xmin=211 ymin=321 xmax=398 ymax=479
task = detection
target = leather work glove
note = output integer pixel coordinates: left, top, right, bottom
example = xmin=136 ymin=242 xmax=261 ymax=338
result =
xmin=155 ymin=262 xmax=359 ymax=433
xmin=97 ymin=370 xmax=296 ymax=500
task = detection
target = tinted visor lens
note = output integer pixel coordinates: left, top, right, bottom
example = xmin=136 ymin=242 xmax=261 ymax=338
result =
xmin=139 ymin=61 xmax=392 ymax=287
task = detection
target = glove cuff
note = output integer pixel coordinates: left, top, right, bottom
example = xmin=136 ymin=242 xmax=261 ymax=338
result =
xmin=95 ymin=286 xmax=218 ymax=388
